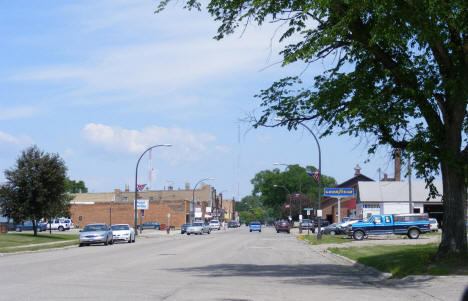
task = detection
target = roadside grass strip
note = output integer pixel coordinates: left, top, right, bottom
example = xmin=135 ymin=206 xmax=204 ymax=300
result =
xmin=0 ymin=233 xmax=79 ymax=252
xmin=299 ymin=234 xmax=352 ymax=245
xmin=329 ymin=243 xmax=468 ymax=278
xmin=0 ymin=240 xmax=78 ymax=253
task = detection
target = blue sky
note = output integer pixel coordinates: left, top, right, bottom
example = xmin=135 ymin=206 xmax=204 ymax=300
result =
xmin=0 ymin=0 xmax=405 ymax=200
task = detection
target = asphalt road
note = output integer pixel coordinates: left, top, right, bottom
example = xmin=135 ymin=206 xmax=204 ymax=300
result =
xmin=0 ymin=227 xmax=466 ymax=301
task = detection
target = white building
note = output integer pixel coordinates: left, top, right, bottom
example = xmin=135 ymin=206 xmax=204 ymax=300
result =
xmin=356 ymin=181 xmax=443 ymax=220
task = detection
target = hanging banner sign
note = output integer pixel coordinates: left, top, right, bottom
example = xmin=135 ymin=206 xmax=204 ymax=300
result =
xmin=136 ymin=199 xmax=149 ymax=210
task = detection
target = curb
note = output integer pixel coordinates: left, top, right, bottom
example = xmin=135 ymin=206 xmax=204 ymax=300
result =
xmin=324 ymin=249 xmax=393 ymax=280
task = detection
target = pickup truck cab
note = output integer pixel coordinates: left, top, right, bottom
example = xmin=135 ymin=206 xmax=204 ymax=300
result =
xmin=350 ymin=214 xmax=430 ymax=240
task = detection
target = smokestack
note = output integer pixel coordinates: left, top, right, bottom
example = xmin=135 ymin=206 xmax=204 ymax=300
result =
xmin=354 ymin=164 xmax=361 ymax=176
xmin=125 ymin=184 xmax=129 ymax=192
xmin=394 ymin=149 xmax=401 ymax=181
xmin=185 ymin=182 xmax=190 ymax=190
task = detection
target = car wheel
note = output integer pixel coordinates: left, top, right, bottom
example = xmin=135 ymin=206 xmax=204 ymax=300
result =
xmin=250 ymin=230 xmax=252 ymax=232
xmin=259 ymin=230 xmax=261 ymax=232
xmin=187 ymin=233 xmax=191 ymax=235
xmin=408 ymin=229 xmax=420 ymax=239
xmin=330 ymin=230 xmax=336 ymax=235
xmin=287 ymin=230 xmax=290 ymax=234
xmin=353 ymin=230 xmax=365 ymax=240
xmin=58 ymin=226 xmax=64 ymax=231
xmin=104 ymin=238 xmax=108 ymax=246
xmin=276 ymin=230 xmax=279 ymax=233
xmin=208 ymin=230 xmax=211 ymax=234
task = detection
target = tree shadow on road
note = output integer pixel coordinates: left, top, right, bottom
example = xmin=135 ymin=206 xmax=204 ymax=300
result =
xmin=169 ymin=263 xmax=435 ymax=289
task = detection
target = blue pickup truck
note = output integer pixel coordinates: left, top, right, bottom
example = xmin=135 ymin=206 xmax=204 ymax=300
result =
xmin=349 ymin=214 xmax=431 ymax=240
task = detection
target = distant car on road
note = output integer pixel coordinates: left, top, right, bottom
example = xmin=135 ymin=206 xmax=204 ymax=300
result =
xmin=209 ymin=220 xmax=221 ymax=230
xmin=275 ymin=220 xmax=290 ymax=233
xmin=249 ymin=221 xmax=262 ymax=232
xmin=139 ymin=221 xmax=161 ymax=230
xmin=15 ymin=220 xmax=47 ymax=232
xmin=228 ymin=221 xmax=238 ymax=228
xmin=46 ymin=218 xmax=71 ymax=231
xmin=79 ymin=223 xmax=114 ymax=247
xmin=180 ymin=223 xmax=189 ymax=234
xmin=187 ymin=222 xmax=211 ymax=235
xmin=299 ymin=219 xmax=315 ymax=233
xmin=111 ymin=224 xmax=135 ymax=243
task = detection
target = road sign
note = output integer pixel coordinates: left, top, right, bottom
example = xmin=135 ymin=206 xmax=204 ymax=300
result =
xmin=303 ymin=208 xmax=314 ymax=211
xmin=306 ymin=210 xmax=310 ymax=216
xmin=323 ymin=188 xmax=354 ymax=197
xmin=136 ymin=199 xmax=149 ymax=210
xmin=317 ymin=210 xmax=322 ymax=216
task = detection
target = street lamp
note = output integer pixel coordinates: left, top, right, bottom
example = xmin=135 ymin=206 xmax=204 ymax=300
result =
xmin=273 ymin=184 xmax=291 ymax=219
xmin=134 ymin=144 xmax=172 ymax=235
xmin=191 ymin=177 xmax=215 ymax=223
xmin=275 ymin=118 xmax=323 ymax=239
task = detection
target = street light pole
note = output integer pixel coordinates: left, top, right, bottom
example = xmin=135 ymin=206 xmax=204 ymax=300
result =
xmin=191 ymin=177 xmax=215 ymax=223
xmin=134 ymin=144 xmax=171 ymax=235
xmin=274 ymin=118 xmax=322 ymax=239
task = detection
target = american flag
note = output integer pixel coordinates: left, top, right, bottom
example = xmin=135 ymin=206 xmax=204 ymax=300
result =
xmin=307 ymin=171 xmax=320 ymax=182
xmin=137 ymin=184 xmax=146 ymax=191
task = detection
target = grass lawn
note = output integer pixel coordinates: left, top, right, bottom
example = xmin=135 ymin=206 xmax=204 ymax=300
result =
xmin=329 ymin=243 xmax=468 ymax=278
xmin=0 ymin=233 xmax=79 ymax=252
xmin=300 ymin=234 xmax=353 ymax=245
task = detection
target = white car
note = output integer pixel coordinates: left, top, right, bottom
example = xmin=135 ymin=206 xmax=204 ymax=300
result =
xmin=429 ymin=218 xmax=439 ymax=232
xmin=111 ymin=224 xmax=135 ymax=243
xmin=209 ymin=220 xmax=221 ymax=230
xmin=187 ymin=222 xmax=211 ymax=235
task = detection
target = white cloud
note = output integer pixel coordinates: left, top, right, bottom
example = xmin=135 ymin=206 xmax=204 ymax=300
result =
xmin=256 ymin=134 xmax=273 ymax=144
xmin=0 ymin=106 xmax=40 ymax=120
xmin=81 ymin=123 xmax=218 ymax=162
xmin=0 ymin=131 xmax=33 ymax=147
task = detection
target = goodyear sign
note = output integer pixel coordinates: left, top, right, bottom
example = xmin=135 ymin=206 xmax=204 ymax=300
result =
xmin=323 ymin=188 xmax=354 ymax=197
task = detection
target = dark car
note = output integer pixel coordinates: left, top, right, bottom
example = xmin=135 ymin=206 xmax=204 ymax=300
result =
xmin=313 ymin=219 xmax=330 ymax=228
xmin=180 ymin=223 xmax=189 ymax=234
xmin=299 ymin=219 xmax=315 ymax=233
xmin=228 ymin=221 xmax=238 ymax=228
xmin=139 ymin=221 xmax=161 ymax=230
xmin=320 ymin=223 xmax=343 ymax=235
xmin=15 ymin=220 xmax=47 ymax=232
xmin=275 ymin=220 xmax=291 ymax=233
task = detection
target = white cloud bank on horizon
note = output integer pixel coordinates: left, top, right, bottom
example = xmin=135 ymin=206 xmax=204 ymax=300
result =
xmin=81 ymin=123 xmax=227 ymax=163
xmin=0 ymin=106 xmax=40 ymax=120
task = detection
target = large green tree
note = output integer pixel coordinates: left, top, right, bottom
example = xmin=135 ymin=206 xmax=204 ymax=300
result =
xmin=0 ymin=146 xmax=70 ymax=236
xmin=251 ymin=165 xmax=336 ymax=217
xmin=157 ymin=0 xmax=468 ymax=258
xmin=65 ymin=179 xmax=88 ymax=193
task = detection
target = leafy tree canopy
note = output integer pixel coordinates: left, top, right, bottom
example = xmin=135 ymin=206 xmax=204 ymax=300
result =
xmin=65 ymin=179 xmax=88 ymax=193
xmin=157 ymin=0 xmax=467 ymax=257
xmin=0 ymin=146 xmax=71 ymax=235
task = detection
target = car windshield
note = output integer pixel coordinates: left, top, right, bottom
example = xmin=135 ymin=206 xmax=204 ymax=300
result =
xmin=111 ymin=225 xmax=129 ymax=230
xmin=83 ymin=224 xmax=107 ymax=231
xmin=193 ymin=223 xmax=203 ymax=226
xmin=250 ymin=222 xmax=260 ymax=225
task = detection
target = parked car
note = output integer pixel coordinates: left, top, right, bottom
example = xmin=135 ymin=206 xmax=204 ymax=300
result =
xmin=299 ymin=219 xmax=315 ymax=233
xmin=79 ymin=223 xmax=113 ymax=247
xmin=180 ymin=223 xmax=189 ymax=234
xmin=313 ymin=219 xmax=330 ymax=228
xmin=320 ymin=223 xmax=344 ymax=235
xmin=209 ymin=220 xmax=221 ymax=230
xmin=111 ymin=224 xmax=135 ymax=243
xmin=46 ymin=218 xmax=71 ymax=231
xmin=187 ymin=222 xmax=211 ymax=235
xmin=350 ymin=214 xmax=431 ymax=240
xmin=249 ymin=221 xmax=262 ymax=232
xmin=429 ymin=218 xmax=439 ymax=232
xmin=15 ymin=220 xmax=47 ymax=232
xmin=139 ymin=221 xmax=161 ymax=230
xmin=275 ymin=220 xmax=290 ymax=233
xmin=340 ymin=220 xmax=362 ymax=235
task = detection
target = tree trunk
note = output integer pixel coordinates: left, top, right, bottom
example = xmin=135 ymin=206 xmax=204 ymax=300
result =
xmin=435 ymin=162 xmax=467 ymax=259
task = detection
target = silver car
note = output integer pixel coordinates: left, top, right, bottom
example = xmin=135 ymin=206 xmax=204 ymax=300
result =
xmin=79 ymin=223 xmax=113 ymax=247
xmin=111 ymin=224 xmax=135 ymax=243
xmin=186 ymin=222 xmax=211 ymax=235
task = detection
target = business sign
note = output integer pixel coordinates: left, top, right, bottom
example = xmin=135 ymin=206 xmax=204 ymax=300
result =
xmin=195 ymin=211 xmax=202 ymax=218
xmin=136 ymin=199 xmax=149 ymax=210
xmin=323 ymin=188 xmax=354 ymax=197
xmin=205 ymin=207 xmax=211 ymax=213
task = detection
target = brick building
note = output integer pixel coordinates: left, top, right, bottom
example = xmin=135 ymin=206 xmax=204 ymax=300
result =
xmin=70 ymin=183 xmax=215 ymax=228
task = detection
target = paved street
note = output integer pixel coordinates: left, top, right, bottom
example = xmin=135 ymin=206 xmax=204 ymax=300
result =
xmin=0 ymin=227 xmax=466 ymax=301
